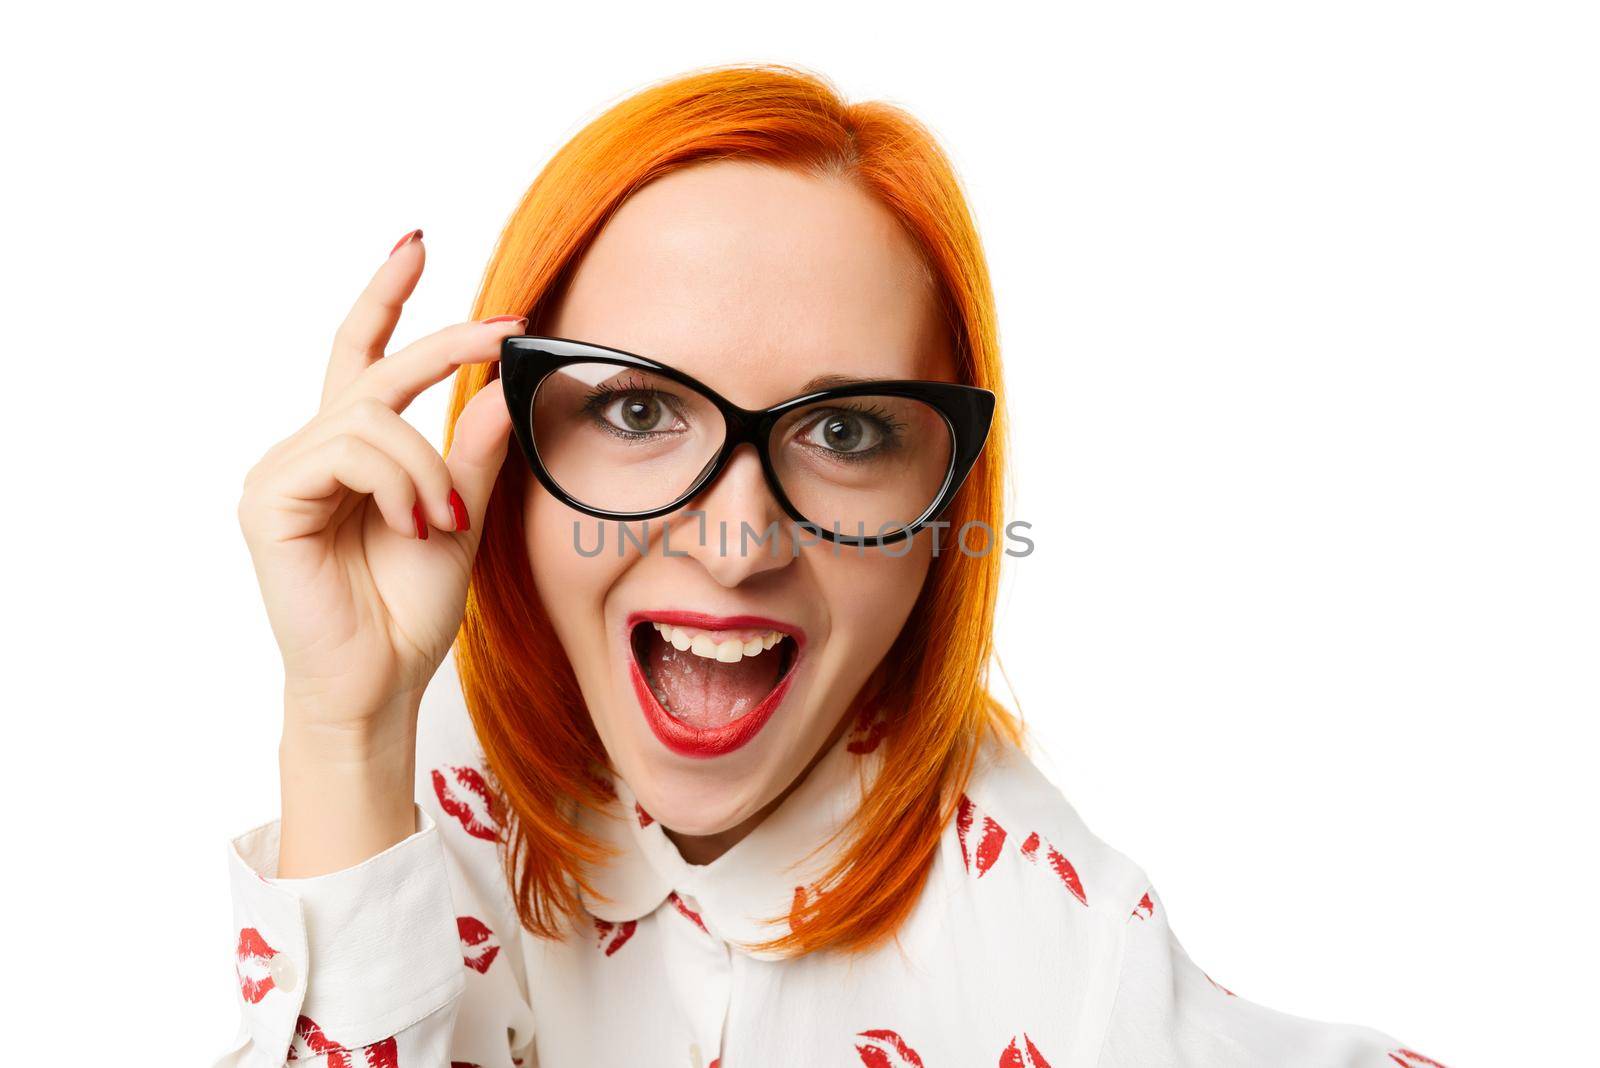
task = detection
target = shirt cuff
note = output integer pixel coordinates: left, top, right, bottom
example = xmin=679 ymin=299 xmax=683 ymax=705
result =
xmin=225 ymin=805 xmax=466 ymax=1062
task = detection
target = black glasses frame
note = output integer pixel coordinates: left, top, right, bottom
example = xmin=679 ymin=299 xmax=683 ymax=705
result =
xmin=500 ymin=335 xmax=995 ymax=546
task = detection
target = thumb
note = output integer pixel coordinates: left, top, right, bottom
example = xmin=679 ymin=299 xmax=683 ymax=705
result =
xmin=444 ymin=377 xmax=513 ymax=548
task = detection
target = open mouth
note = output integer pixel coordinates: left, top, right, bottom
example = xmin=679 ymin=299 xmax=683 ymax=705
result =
xmin=626 ymin=612 xmax=802 ymax=758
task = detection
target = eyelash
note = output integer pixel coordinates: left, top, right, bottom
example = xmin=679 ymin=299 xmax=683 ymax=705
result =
xmin=580 ymin=376 xmax=685 ymax=439
xmin=794 ymin=403 xmax=907 ymax=462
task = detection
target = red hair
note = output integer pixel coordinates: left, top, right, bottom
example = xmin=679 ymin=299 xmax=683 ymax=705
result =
xmin=444 ymin=62 xmax=1023 ymax=957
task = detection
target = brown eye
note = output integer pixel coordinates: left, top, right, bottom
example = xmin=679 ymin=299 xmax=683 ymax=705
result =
xmin=801 ymin=411 xmax=883 ymax=454
xmin=603 ymin=393 xmax=673 ymax=434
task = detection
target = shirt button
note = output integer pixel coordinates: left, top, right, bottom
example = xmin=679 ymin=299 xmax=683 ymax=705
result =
xmin=267 ymin=953 xmax=299 ymax=994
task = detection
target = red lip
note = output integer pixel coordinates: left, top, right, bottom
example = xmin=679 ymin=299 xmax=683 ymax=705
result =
xmin=628 ymin=610 xmax=805 ymax=639
xmin=624 ymin=610 xmax=805 ymax=759
xmin=955 ymin=794 xmax=1007 ymax=878
xmin=235 ymin=927 xmax=277 ymax=1004
xmin=457 ymin=915 xmax=501 ymax=974
xmin=668 ymin=890 xmax=710 ymax=934
xmin=999 ymin=1033 xmax=1053 ymax=1068
xmin=1019 ymin=829 xmax=1088 ymax=907
xmin=593 ymin=917 xmax=637 ymax=956
xmin=855 ymin=1029 xmax=925 ymax=1067
xmin=1389 ymin=1051 xmax=1449 ymax=1068
xmin=291 ymin=1016 xmax=398 ymax=1068
xmin=432 ymin=764 xmax=501 ymax=842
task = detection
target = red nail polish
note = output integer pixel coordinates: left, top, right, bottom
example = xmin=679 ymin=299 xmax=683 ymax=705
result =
xmin=412 ymin=502 xmax=429 ymax=540
xmin=448 ymin=489 xmax=470 ymax=532
xmin=480 ymin=314 xmax=527 ymax=324
xmin=389 ymin=229 xmax=423 ymax=257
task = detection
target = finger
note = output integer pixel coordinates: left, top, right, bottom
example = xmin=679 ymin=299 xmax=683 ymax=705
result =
xmin=443 ymin=378 xmax=514 ymax=542
xmin=320 ymin=229 xmax=426 ymax=411
xmin=343 ymin=315 xmax=526 ymax=414
xmin=268 ymin=432 xmax=425 ymax=541
xmin=289 ymin=396 xmax=459 ymax=532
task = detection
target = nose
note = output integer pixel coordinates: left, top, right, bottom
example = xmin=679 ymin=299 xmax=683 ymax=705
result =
xmin=668 ymin=445 xmax=795 ymax=587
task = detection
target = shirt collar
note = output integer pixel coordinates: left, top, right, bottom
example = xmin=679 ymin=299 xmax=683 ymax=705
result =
xmin=574 ymin=717 xmax=886 ymax=960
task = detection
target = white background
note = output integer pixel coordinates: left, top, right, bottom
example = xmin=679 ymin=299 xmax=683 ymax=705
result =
xmin=3 ymin=3 xmax=1595 ymax=1064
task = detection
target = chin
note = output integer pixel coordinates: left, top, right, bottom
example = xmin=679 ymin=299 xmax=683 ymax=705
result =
xmin=632 ymin=781 xmax=760 ymax=837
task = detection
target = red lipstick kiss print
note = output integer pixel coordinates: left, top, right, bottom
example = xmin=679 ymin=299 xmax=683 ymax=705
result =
xmin=1019 ymin=831 xmax=1087 ymax=906
xmin=668 ymin=891 xmax=708 ymax=934
xmin=288 ymin=1015 xmax=337 ymax=1061
xmin=956 ymin=794 xmax=1006 ymax=877
xmin=457 ymin=915 xmax=500 ymax=974
xmin=847 ymin=703 xmax=891 ymax=754
xmin=1389 ymin=1051 xmax=1449 ymax=1067
xmin=999 ymin=1033 xmax=1053 ymax=1068
xmin=287 ymin=1017 xmax=394 ymax=1067
xmin=432 ymin=764 xmax=501 ymax=842
xmin=1130 ymin=892 xmax=1154 ymax=921
xmin=855 ymin=1029 xmax=925 ymax=1067
xmin=362 ymin=1038 xmax=398 ymax=1068
xmin=593 ymin=917 xmax=636 ymax=956
xmin=235 ymin=927 xmax=277 ymax=1004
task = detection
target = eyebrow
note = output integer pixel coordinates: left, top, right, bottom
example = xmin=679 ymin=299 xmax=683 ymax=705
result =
xmin=797 ymin=373 xmax=895 ymax=392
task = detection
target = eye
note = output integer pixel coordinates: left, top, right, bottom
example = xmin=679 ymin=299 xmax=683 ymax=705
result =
xmin=596 ymin=391 xmax=681 ymax=435
xmin=800 ymin=410 xmax=885 ymax=454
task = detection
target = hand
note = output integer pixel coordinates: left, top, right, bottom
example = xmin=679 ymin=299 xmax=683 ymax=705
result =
xmin=237 ymin=228 xmax=519 ymax=773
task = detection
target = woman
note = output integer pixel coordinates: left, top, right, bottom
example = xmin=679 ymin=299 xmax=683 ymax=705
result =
xmin=220 ymin=65 xmax=1445 ymax=1067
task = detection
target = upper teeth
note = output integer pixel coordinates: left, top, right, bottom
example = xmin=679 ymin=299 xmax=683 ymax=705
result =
xmin=651 ymin=622 xmax=787 ymax=663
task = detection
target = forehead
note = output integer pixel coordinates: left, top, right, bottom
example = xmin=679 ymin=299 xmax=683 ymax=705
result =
xmin=542 ymin=160 xmax=954 ymax=408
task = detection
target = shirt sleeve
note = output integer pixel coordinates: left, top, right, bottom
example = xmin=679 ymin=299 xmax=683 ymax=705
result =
xmin=1095 ymin=885 xmax=1447 ymax=1068
xmin=212 ymin=804 xmax=537 ymax=1067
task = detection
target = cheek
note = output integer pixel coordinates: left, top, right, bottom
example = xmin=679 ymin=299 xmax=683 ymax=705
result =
xmin=808 ymin=538 xmax=933 ymax=660
xmin=524 ymin=491 xmax=624 ymax=657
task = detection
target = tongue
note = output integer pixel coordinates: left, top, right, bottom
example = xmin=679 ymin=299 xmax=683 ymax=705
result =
xmin=643 ymin=630 xmax=782 ymax=729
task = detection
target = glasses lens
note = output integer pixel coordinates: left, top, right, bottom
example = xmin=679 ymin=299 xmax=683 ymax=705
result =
xmin=769 ymin=395 xmax=954 ymax=538
xmin=531 ymin=362 xmax=724 ymax=514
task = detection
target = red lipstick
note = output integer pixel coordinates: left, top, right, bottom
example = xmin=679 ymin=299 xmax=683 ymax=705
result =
xmin=625 ymin=610 xmax=804 ymax=759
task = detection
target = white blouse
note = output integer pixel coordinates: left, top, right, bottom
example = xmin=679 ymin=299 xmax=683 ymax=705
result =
xmin=215 ymin=649 xmax=1444 ymax=1067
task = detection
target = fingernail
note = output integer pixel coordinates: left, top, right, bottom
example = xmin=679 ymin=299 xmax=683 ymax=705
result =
xmin=389 ymin=229 xmax=423 ymax=257
xmin=448 ymin=489 xmax=470 ymax=532
xmin=480 ymin=314 xmax=527 ymax=325
xmin=412 ymin=502 xmax=429 ymax=540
